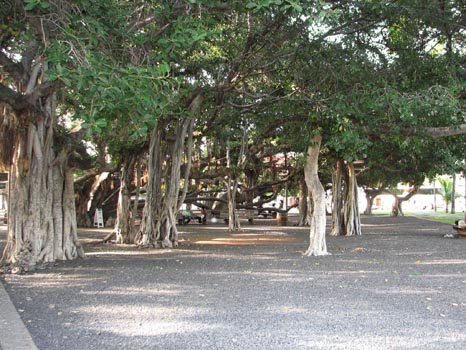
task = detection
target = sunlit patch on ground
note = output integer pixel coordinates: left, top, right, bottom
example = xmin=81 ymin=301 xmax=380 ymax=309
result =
xmin=192 ymin=232 xmax=302 ymax=245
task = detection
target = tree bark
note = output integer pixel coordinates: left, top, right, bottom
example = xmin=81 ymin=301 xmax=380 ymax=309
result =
xmin=331 ymin=160 xmax=361 ymax=236
xmin=130 ymin=159 xmax=143 ymax=229
xmin=451 ymin=173 xmax=456 ymax=214
xmin=363 ymin=188 xmax=383 ymax=215
xmin=303 ymin=134 xmax=329 ymax=256
xmin=113 ymin=156 xmax=136 ymax=244
xmin=75 ymin=176 xmax=94 ymax=228
xmin=1 ymin=108 xmax=84 ymax=272
xmin=136 ymin=113 xmax=197 ymax=248
xmin=225 ymin=131 xmax=247 ymax=231
xmin=343 ymin=162 xmax=361 ymax=236
xmin=391 ymin=185 xmax=419 ymax=216
xmin=330 ymin=160 xmax=344 ymax=236
xmin=297 ymin=176 xmax=311 ymax=226
xmin=424 ymin=124 xmax=466 ymax=138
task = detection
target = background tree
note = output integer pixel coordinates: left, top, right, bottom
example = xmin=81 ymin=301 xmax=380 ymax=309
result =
xmin=437 ymin=176 xmax=454 ymax=213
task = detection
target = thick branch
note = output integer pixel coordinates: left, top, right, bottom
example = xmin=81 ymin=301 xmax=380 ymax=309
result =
xmin=424 ymin=124 xmax=466 ymax=138
xmin=0 ymin=83 xmax=20 ymax=107
xmin=0 ymin=69 xmax=59 ymax=112
xmin=0 ymin=51 xmax=26 ymax=85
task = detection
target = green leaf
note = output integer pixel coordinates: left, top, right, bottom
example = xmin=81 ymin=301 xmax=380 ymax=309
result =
xmin=96 ymin=119 xmax=107 ymax=128
xmin=159 ymin=62 xmax=170 ymax=74
xmin=24 ymin=0 xmax=37 ymax=11
xmin=291 ymin=3 xmax=302 ymax=13
xmin=61 ymin=77 xmax=71 ymax=86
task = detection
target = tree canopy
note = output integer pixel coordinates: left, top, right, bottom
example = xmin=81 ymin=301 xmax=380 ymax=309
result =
xmin=1 ymin=0 xmax=466 ymax=270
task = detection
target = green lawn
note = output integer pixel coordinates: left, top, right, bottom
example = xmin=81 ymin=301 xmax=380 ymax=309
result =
xmin=370 ymin=211 xmax=465 ymax=224
xmin=410 ymin=213 xmax=463 ymax=224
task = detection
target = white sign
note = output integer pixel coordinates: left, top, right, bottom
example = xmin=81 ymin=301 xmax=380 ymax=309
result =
xmin=93 ymin=208 xmax=104 ymax=228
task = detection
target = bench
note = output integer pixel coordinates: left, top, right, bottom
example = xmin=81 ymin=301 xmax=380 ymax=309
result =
xmin=257 ymin=208 xmax=277 ymax=219
xmin=210 ymin=209 xmax=256 ymax=224
xmin=177 ymin=210 xmax=206 ymax=225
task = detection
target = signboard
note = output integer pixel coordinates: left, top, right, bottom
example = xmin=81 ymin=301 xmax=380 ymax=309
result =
xmin=93 ymin=208 xmax=104 ymax=228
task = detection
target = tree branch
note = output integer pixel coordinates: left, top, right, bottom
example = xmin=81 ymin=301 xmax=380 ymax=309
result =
xmin=424 ymin=124 xmax=466 ymax=138
xmin=0 ymin=51 xmax=26 ymax=85
xmin=0 ymin=83 xmax=21 ymax=107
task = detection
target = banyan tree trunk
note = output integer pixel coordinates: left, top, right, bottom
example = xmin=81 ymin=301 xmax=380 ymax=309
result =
xmin=297 ymin=177 xmax=311 ymax=226
xmin=225 ymin=130 xmax=247 ymax=232
xmin=343 ymin=163 xmax=361 ymax=236
xmin=135 ymin=127 xmax=162 ymax=247
xmin=330 ymin=160 xmax=362 ymax=236
xmin=392 ymin=198 xmax=403 ymax=216
xmin=1 ymin=108 xmax=84 ymax=273
xmin=303 ymin=134 xmax=329 ymax=256
xmin=225 ymin=165 xmax=241 ymax=231
xmin=364 ymin=189 xmax=378 ymax=215
xmin=75 ymin=177 xmax=94 ymax=228
xmin=391 ymin=185 xmax=419 ymax=217
xmin=136 ymin=116 xmax=195 ymax=248
xmin=245 ymin=171 xmax=257 ymax=224
xmin=330 ymin=160 xmax=344 ymax=236
xmin=114 ymin=156 xmax=136 ymax=244
xmin=226 ymin=175 xmax=241 ymax=231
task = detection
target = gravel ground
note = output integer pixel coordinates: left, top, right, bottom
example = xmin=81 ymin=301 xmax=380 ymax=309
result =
xmin=1 ymin=215 xmax=466 ymax=350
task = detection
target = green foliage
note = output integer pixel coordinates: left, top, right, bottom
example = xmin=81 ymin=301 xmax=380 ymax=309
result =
xmin=437 ymin=176 xmax=454 ymax=209
xmin=24 ymin=0 xmax=49 ymax=11
xmin=246 ymin=0 xmax=303 ymax=14
xmin=3 ymin=0 xmax=465 ymax=185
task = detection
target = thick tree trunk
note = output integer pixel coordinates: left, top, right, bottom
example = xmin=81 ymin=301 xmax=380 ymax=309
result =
xmin=130 ymin=160 xmax=143 ymax=229
xmin=365 ymin=195 xmax=372 ymax=215
xmin=1 ymin=111 xmax=84 ymax=272
xmin=451 ymin=173 xmax=456 ymax=214
xmin=136 ymin=115 xmax=196 ymax=247
xmin=343 ymin=163 xmax=361 ymax=236
xmin=363 ymin=188 xmax=383 ymax=215
xmin=391 ymin=185 xmax=419 ymax=217
xmin=0 ymin=11 xmax=85 ymax=273
xmin=226 ymin=177 xmax=241 ymax=231
xmin=303 ymin=134 xmax=329 ymax=256
xmin=225 ymin=129 xmax=248 ymax=232
xmin=331 ymin=160 xmax=361 ymax=236
xmin=392 ymin=197 xmax=403 ymax=216
xmin=330 ymin=160 xmax=344 ymax=236
xmin=114 ymin=156 xmax=136 ymax=244
xmin=245 ymin=171 xmax=257 ymax=224
xmin=75 ymin=177 xmax=94 ymax=228
xmin=225 ymin=141 xmax=241 ymax=231
xmin=297 ymin=177 xmax=311 ymax=226
xmin=136 ymin=127 xmax=162 ymax=247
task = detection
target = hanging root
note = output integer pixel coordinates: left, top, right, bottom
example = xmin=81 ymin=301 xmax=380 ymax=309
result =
xmin=102 ymin=230 xmax=117 ymax=244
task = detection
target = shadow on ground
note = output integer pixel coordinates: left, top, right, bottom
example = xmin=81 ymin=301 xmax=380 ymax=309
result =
xmin=1 ymin=216 xmax=466 ymax=350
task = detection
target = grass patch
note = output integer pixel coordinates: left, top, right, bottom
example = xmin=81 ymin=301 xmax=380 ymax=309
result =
xmin=415 ymin=216 xmax=455 ymax=224
xmin=368 ymin=211 xmax=464 ymax=224
xmin=407 ymin=212 xmax=463 ymax=224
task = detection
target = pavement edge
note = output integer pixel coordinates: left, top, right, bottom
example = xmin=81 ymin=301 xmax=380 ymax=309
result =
xmin=0 ymin=278 xmax=38 ymax=350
